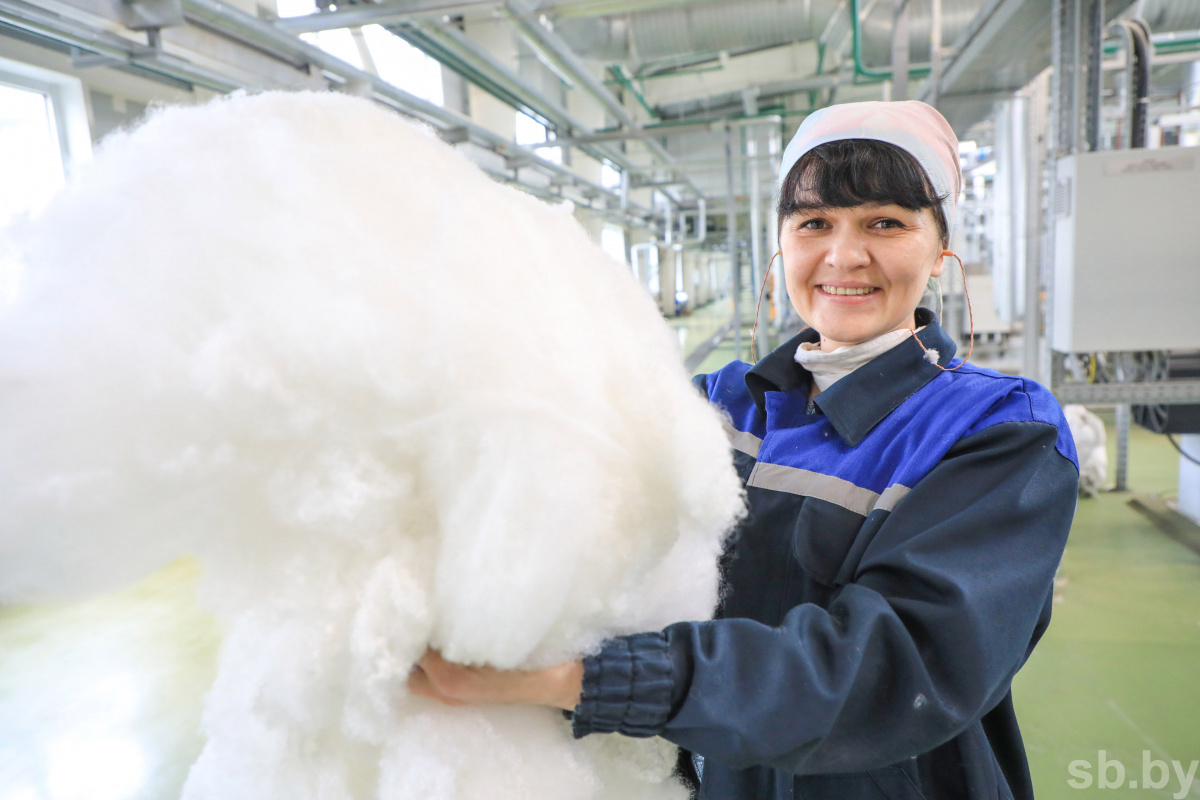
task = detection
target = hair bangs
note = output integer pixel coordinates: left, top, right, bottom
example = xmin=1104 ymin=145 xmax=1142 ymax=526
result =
xmin=777 ymin=139 xmax=949 ymax=243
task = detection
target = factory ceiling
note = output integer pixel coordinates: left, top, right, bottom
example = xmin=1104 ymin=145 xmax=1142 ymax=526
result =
xmin=1 ymin=0 xmax=1199 ymax=223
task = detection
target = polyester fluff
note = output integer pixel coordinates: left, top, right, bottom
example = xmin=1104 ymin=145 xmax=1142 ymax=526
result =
xmin=0 ymin=91 xmax=745 ymax=800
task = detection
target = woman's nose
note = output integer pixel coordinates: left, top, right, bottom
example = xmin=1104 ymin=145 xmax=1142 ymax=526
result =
xmin=823 ymin=229 xmax=870 ymax=271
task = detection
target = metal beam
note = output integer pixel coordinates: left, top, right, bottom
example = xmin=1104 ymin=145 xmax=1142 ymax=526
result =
xmin=891 ymin=0 xmax=910 ymax=100
xmin=724 ymin=121 xmax=742 ymax=361
xmin=388 ymin=22 xmax=647 ymax=175
xmin=0 ymin=0 xmax=662 ymax=230
xmin=0 ymin=0 xmax=242 ymax=91
xmin=398 ymin=22 xmax=583 ymax=134
xmin=275 ymin=0 xmax=500 ymax=33
xmin=1052 ymin=380 xmax=1200 ymax=405
xmin=626 ymin=154 xmax=777 ymax=175
xmin=501 ymin=4 xmax=704 ymax=200
xmin=654 ymin=72 xmax=848 ymax=121
xmin=532 ymin=125 xmax=718 ymax=146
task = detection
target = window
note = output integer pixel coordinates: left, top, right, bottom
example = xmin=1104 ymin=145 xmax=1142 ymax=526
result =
xmin=0 ymin=82 xmax=65 ymax=230
xmin=361 ymin=26 xmax=443 ymax=106
xmin=515 ymin=111 xmax=561 ymax=164
xmin=279 ymin=0 xmax=444 ymax=106
xmin=0 ymin=58 xmax=91 ymax=307
xmin=600 ymin=225 xmax=626 ymax=265
xmin=301 ymin=28 xmax=365 ymax=70
xmin=600 ymin=163 xmax=621 ymax=190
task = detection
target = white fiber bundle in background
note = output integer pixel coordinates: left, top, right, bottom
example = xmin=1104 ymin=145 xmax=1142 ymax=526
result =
xmin=0 ymin=91 xmax=744 ymax=800
xmin=1063 ymin=404 xmax=1107 ymax=496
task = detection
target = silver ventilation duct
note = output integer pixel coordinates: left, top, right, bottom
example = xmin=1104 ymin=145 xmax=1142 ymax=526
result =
xmin=550 ymin=0 xmax=832 ymax=65
xmin=550 ymin=0 xmax=985 ymax=70
xmin=859 ymin=0 xmax=986 ymax=69
xmin=1131 ymin=0 xmax=1200 ymax=34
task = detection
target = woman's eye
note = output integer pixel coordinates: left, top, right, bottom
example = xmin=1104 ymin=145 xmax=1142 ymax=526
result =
xmin=797 ymin=219 xmax=826 ymax=230
xmin=873 ymin=218 xmax=905 ymax=229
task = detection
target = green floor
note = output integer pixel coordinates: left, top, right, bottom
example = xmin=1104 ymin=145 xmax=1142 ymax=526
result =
xmin=0 ymin=559 xmax=220 ymax=800
xmin=670 ymin=296 xmax=737 ymax=363
xmin=672 ymin=293 xmax=771 ymax=375
xmin=1015 ymin=416 xmax=1200 ymax=799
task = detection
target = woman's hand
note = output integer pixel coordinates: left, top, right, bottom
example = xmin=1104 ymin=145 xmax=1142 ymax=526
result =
xmin=408 ymin=649 xmax=584 ymax=712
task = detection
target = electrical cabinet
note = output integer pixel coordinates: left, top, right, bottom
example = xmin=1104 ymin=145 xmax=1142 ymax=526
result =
xmin=1051 ymin=146 xmax=1200 ymax=353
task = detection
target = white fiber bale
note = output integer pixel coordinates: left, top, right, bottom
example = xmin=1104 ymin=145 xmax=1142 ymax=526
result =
xmin=1063 ymin=404 xmax=1107 ymax=496
xmin=0 ymin=91 xmax=744 ymax=799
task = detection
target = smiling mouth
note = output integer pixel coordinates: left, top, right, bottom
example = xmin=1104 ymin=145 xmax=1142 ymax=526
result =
xmin=819 ymin=285 xmax=878 ymax=296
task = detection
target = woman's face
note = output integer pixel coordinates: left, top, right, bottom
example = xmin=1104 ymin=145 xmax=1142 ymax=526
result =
xmin=779 ymin=202 xmax=944 ymax=353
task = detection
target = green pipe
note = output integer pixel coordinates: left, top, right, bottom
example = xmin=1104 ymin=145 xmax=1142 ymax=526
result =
xmin=630 ymin=65 xmax=726 ymax=81
xmin=392 ymin=27 xmax=546 ymax=124
xmin=608 ymin=64 xmax=659 ymax=120
xmin=849 ymin=0 xmax=931 ymax=80
xmin=391 ymin=26 xmax=634 ymax=173
xmin=1102 ymin=37 xmax=1200 ymax=55
xmin=1154 ymin=41 xmax=1200 ymax=54
xmin=591 ymin=106 xmax=817 ymax=136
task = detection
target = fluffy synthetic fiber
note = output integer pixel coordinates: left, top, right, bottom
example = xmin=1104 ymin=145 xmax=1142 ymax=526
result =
xmin=0 ymin=91 xmax=744 ymax=799
xmin=1063 ymin=404 xmax=1107 ymax=496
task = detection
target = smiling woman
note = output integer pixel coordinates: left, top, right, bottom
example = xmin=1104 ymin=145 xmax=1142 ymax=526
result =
xmin=779 ymin=198 xmax=944 ymax=352
xmin=777 ymin=128 xmax=951 ymax=355
xmin=413 ymin=101 xmax=1082 ymax=800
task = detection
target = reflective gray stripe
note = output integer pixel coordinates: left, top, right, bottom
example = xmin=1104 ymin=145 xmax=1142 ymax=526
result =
xmin=748 ymin=462 xmax=878 ymax=515
xmin=722 ymin=420 xmax=762 ymax=458
xmin=748 ymin=461 xmax=910 ymax=517
xmin=876 ymin=483 xmax=912 ymax=512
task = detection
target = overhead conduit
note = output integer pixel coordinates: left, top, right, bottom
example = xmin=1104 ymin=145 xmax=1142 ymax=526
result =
xmin=0 ymin=0 xmax=659 ymax=228
xmin=500 ymin=3 xmax=707 ymax=201
xmin=384 ymin=20 xmax=648 ymax=177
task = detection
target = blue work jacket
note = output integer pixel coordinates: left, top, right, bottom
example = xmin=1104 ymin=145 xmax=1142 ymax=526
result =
xmin=572 ymin=310 xmax=1079 ymax=800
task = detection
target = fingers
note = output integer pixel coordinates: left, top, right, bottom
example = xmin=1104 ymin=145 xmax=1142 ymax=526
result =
xmin=414 ymin=650 xmax=491 ymax=704
xmin=409 ymin=649 xmax=492 ymax=706
xmin=404 ymin=648 xmax=582 ymax=710
xmin=407 ymin=657 xmax=468 ymax=706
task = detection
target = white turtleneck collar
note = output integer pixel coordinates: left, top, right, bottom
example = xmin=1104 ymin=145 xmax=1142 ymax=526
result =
xmin=794 ymin=328 xmax=922 ymax=392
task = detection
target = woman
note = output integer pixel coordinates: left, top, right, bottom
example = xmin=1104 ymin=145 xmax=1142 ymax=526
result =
xmin=410 ymin=101 xmax=1079 ymax=800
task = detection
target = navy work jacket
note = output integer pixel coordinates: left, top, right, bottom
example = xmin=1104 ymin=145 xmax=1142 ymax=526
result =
xmin=572 ymin=310 xmax=1079 ymax=800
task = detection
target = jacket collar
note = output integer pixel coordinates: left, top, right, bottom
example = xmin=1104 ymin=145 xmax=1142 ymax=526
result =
xmin=744 ymin=308 xmax=957 ymax=447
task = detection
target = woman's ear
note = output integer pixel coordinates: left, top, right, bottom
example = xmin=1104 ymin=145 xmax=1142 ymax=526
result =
xmin=930 ymin=248 xmax=950 ymax=278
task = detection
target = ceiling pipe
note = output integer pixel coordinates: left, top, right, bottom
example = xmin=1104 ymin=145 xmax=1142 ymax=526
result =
xmin=549 ymin=0 xmax=830 ymax=64
xmin=534 ymin=112 xmax=795 ymax=146
xmin=1 ymin=0 xmax=669 ymax=231
xmin=347 ymin=6 xmax=705 ymax=202
xmin=275 ymin=0 xmax=500 ymax=34
xmin=501 ymin=4 xmax=704 ymax=201
xmin=0 ymin=0 xmax=242 ymax=91
xmin=850 ymin=0 xmax=933 ymax=80
xmin=396 ymin=23 xmax=583 ymax=135
xmin=892 ymin=0 xmax=911 ymax=100
xmin=386 ymin=21 xmax=658 ymax=176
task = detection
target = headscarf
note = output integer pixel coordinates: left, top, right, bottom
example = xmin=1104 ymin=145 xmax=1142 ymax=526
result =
xmin=777 ymin=100 xmax=962 ymax=237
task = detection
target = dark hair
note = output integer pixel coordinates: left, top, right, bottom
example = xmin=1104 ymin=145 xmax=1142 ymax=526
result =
xmin=777 ymin=139 xmax=949 ymax=245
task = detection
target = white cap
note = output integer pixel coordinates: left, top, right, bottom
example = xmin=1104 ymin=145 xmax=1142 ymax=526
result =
xmin=777 ymin=100 xmax=962 ymax=236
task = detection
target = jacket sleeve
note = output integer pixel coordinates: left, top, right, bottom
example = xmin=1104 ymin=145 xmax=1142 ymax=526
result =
xmin=570 ymin=419 xmax=1078 ymax=775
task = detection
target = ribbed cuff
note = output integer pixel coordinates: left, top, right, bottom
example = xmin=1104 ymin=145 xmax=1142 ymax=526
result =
xmin=571 ymin=632 xmax=674 ymax=739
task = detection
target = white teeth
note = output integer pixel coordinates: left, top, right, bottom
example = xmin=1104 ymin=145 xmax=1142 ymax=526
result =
xmin=821 ymin=285 xmax=876 ymax=296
